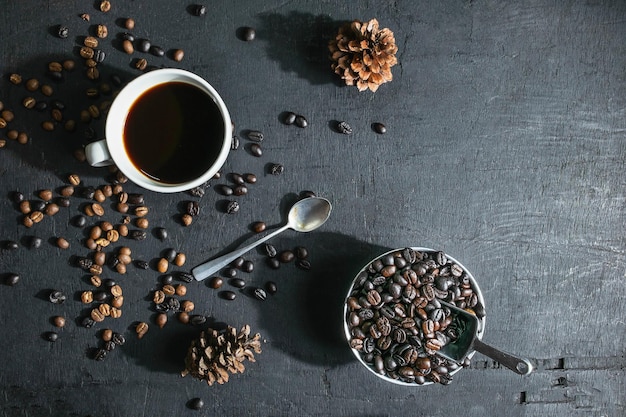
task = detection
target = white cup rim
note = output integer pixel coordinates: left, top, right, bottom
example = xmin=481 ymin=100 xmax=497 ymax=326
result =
xmin=104 ymin=68 xmax=231 ymax=193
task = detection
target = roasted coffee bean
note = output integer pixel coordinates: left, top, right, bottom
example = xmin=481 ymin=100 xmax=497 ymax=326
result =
xmin=29 ymin=236 xmax=42 ymax=249
xmin=44 ymin=331 xmax=59 ymax=342
xmin=223 ymin=268 xmax=237 ymax=278
xmin=231 ymin=135 xmax=240 ymax=150
xmin=163 ymin=248 xmax=177 ymax=263
xmin=156 ymin=313 xmax=167 ymax=329
xmin=135 ymin=58 xmax=148 ymax=71
xmin=265 ymin=281 xmax=277 ymax=295
xmin=188 ymin=398 xmax=204 ymax=410
xmin=264 ymin=243 xmax=277 ymax=258
xmin=174 ymin=253 xmax=186 ymax=267
xmin=220 ymin=290 xmax=236 ymax=300
xmin=149 ymin=45 xmax=164 ymax=57
xmin=230 ymin=173 xmax=244 ymax=185
xmin=49 ymin=290 xmax=66 ymax=304
xmin=233 ymin=185 xmax=248 ymax=196
xmin=137 ymin=39 xmax=151 ymax=53
xmin=266 ymin=257 xmax=280 ymax=269
xmin=130 ymin=230 xmax=147 ymax=240
xmin=186 ymin=201 xmax=200 ymax=216
xmin=230 ymin=278 xmax=246 ymax=288
xmin=127 ymin=193 xmax=144 ymax=205
xmin=73 ymin=215 xmax=87 ymax=227
xmin=122 ymin=39 xmax=134 ymax=54
xmin=99 ymin=0 xmax=111 ymax=12
xmin=191 ymin=4 xmax=206 ymax=16
xmin=135 ymin=260 xmax=149 ymax=270
xmin=295 ymin=246 xmax=308 ymax=259
xmin=4 ymin=273 xmax=20 ymax=286
xmin=124 ymin=18 xmax=135 ymax=30
xmin=296 ymin=259 xmax=311 ymax=270
xmin=295 ymin=115 xmax=308 ymax=128
xmin=209 ymin=277 xmax=223 ymax=289
xmin=177 ymin=272 xmax=194 ymax=283
xmin=283 ymin=111 xmax=297 ymax=125
xmin=23 ymin=97 xmax=36 ymax=109
xmin=157 ymin=258 xmax=169 ymax=273
xmin=278 ymin=250 xmax=295 ymax=263
xmin=218 ymin=184 xmax=234 ymax=196
xmin=240 ymin=27 xmax=256 ymax=41
xmin=4 ymin=240 xmax=18 ymax=250
xmin=269 ymin=163 xmax=284 ymax=175
xmin=225 ymin=200 xmax=239 ymax=214
xmin=243 ymin=173 xmax=257 ymax=184
xmin=9 ymin=73 xmax=22 ymax=85
xmin=250 ymin=143 xmax=262 ymax=157
xmin=172 ymin=49 xmax=184 ymax=62
xmin=254 ymin=288 xmax=267 ymax=301
xmin=247 ymin=130 xmax=263 ymax=142
xmin=155 ymin=227 xmax=168 ymax=240
xmin=96 ymin=24 xmax=108 ymax=38
xmin=57 ymin=25 xmax=69 ymax=38
xmin=252 ymin=221 xmax=266 ymax=233
xmin=94 ymin=348 xmax=107 ymax=361
xmin=336 ymin=121 xmax=353 ymax=134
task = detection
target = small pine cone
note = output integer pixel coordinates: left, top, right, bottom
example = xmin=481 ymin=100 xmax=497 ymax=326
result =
xmin=329 ymin=18 xmax=398 ymax=92
xmin=181 ymin=325 xmax=262 ymax=386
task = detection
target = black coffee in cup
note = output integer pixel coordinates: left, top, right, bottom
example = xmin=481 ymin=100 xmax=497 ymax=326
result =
xmin=123 ymin=81 xmax=225 ymax=184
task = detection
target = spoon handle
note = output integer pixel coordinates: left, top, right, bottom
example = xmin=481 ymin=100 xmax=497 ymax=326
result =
xmin=192 ymin=224 xmax=291 ymax=281
xmin=472 ymin=338 xmax=534 ymax=375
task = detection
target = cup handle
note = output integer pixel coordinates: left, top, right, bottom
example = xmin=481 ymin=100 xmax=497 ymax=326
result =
xmin=85 ymin=139 xmax=114 ymax=167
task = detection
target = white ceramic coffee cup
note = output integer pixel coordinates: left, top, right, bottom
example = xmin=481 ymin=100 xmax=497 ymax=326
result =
xmin=85 ymin=68 xmax=232 ymax=193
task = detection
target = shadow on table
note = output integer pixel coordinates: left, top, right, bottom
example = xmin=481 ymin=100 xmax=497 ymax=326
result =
xmin=256 ymin=11 xmax=347 ymax=86
xmin=0 ymin=54 xmax=136 ymax=181
xmin=258 ymin=231 xmax=389 ymax=366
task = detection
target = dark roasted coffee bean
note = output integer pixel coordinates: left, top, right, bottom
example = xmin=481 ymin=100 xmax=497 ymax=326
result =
xmin=186 ymin=201 xmax=200 ymax=216
xmin=230 ymin=257 xmax=245 ymax=269
xmin=49 ymin=290 xmax=66 ymax=304
xmin=188 ymin=186 xmax=205 ymax=197
xmin=223 ymin=268 xmax=237 ymax=278
xmin=230 ymin=173 xmax=244 ymax=185
xmin=137 ymin=39 xmax=151 ymax=53
xmin=230 ymin=278 xmax=246 ymax=288
xmin=155 ymin=227 xmax=168 ymax=240
xmin=44 ymin=331 xmax=58 ymax=342
xmin=254 ymin=288 xmax=267 ymax=301
xmin=127 ymin=193 xmax=144 ymax=205
xmin=269 ymin=163 xmax=284 ymax=175
xmin=190 ymin=315 xmax=206 ymax=326
xmin=130 ymin=230 xmax=147 ymax=240
xmin=295 ymin=246 xmax=308 ymax=259
xmin=247 ymin=130 xmax=263 ymax=142
xmin=134 ymin=260 xmax=149 ymax=270
xmin=243 ymin=173 xmax=257 ymax=184
xmin=264 ymin=243 xmax=277 ymax=258
xmin=295 ymin=115 xmax=308 ymax=128
xmin=209 ymin=276 xmax=223 ymax=289
xmin=278 ymin=250 xmax=295 ymax=263
xmin=283 ymin=111 xmax=297 ymax=125
xmin=29 ymin=236 xmax=42 ymax=249
xmin=5 ymin=273 xmax=20 ymax=286
xmin=177 ymin=272 xmax=194 ymax=283
xmin=189 ymin=398 xmax=204 ymax=410
xmin=191 ymin=4 xmax=206 ymax=16
xmin=149 ymin=45 xmax=164 ymax=57
xmin=240 ymin=26 xmax=256 ymax=41
xmin=163 ymin=248 xmax=177 ymax=262
xmin=336 ymin=121 xmax=353 ymax=134
xmin=296 ymin=259 xmax=311 ymax=270
xmin=4 ymin=240 xmax=18 ymax=250
xmin=242 ymin=260 xmax=254 ymax=273
xmin=57 ymin=25 xmax=69 ymax=38
xmin=225 ymin=200 xmax=239 ymax=214
xmin=231 ymin=135 xmax=240 ymax=150
xmin=372 ymin=122 xmax=387 ymax=134
xmin=31 ymin=200 xmax=46 ymax=212
xmin=266 ymin=257 xmax=280 ymax=269
xmin=250 ymin=143 xmax=262 ymax=157
xmin=82 ymin=316 xmax=95 ymax=328
xmin=111 ymin=332 xmax=126 ymax=345
xmin=218 ymin=184 xmax=234 ymax=196
xmin=11 ymin=191 xmax=25 ymax=203
xmin=220 ymin=290 xmax=236 ymax=300
xmin=77 ymin=257 xmax=94 ymax=270
xmin=265 ymin=281 xmax=277 ymax=295
xmin=120 ymin=32 xmax=135 ymax=42
xmin=233 ymin=185 xmax=247 ymax=196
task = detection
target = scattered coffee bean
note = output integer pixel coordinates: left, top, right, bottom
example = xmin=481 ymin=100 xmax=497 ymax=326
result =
xmin=242 ymin=260 xmax=254 ymax=273
xmin=225 ymin=200 xmax=239 ymax=214
xmin=240 ymin=26 xmax=256 ymax=41
xmin=9 ymin=73 xmax=22 ymax=85
xmin=191 ymin=4 xmax=206 ymax=16
xmin=156 ymin=313 xmax=167 ymax=329
xmin=263 ymin=243 xmax=277 ymax=258
xmin=266 ymin=257 xmax=280 ymax=269
xmin=163 ymin=248 xmax=177 ymax=262
xmin=269 ymin=163 xmax=284 ymax=175
xmin=174 ymin=253 xmax=186 ymax=267
xmin=295 ymin=246 xmax=309 ymax=259
xmin=233 ymin=185 xmax=248 ymax=196
xmin=44 ymin=331 xmax=59 ymax=342
xmin=31 ymin=200 xmax=46 ymax=212
xmin=283 ymin=111 xmax=297 ymax=125
xmin=136 ymin=322 xmax=148 ymax=338
xmin=94 ymin=348 xmax=107 ymax=361
xmin=218 ymin=184 xmax=234 ymax=196
xmin=53 ymin=316 xmax=66 ymax=328
xmin=157 ymin=258 xmax=169 ymax=273
xmin=124 ymin=18 xmax=135 ymax=30
xmin=96 ymin=24 xmax=108 ymax=38
xmin=253 ymin=288 xmax=267 ymax=301
xmin=4 ymin=273 xmax=20 ymax=286
xmin=337 ymin=121 xmax=353 ymax=134
xmin=250 ymin=143 xmax=262 ymax=157
xmin=186 ymin=201 xmax=200 ymax=216
xmin=130 ymin=230 xmax=147 ymax=240
xmin=122 ymin=39 xmax=134 ymax=54
xmin=57 ymin=25 xmax=69 ymax=38
xmin=252 ymin=221 xmax=266 ymax=233
xmin=49 ymin=290 xmax=66 ymax=304
xmin=135 ymin=58 xmax=148 ymax=70
xmin=4 ymin=240 xmax=18 ymax=250
xmin=177 ymin=272 xmax=194 ymax=283
xmin=372 ymin=122 xmax=387 ymax=134
xmin=247 ymin=130 xmax=264 ymax=142
xmin=73 ymin=215 xmax=87 ymax=227
xmin=137 ymin=39 xmax=151 ymax=53
xmin=111 ymin=332 xmax=126 ymax=345
xmin=188 ymin=397 xmax=204 ymax=410
xmin=209 ymin=277 xmax=223 ymax=289
xmin=230 ymin=278 xmax=246 ymax=288
xmin=243 ymin=173 xmax=257 ymax=184
xmin=223 ymin=268 xmax=237 ymax=278
xmin=99 ymin=0 xmax=111 ymax=12
xmin=296 ymin=259 xmax=311 ymax=270
xmin=181 ymin=214 xmax=193 ymax=226
xmin=23 ymin=97 xmax=36 ymax=109
xmin=220 ymin=290 xmax=236 ymax=300
xmin=295 ymin=115 xmax=308 ymax=128
xmin=135 ymin=260 xmax=149 ymax=270
xmin=265 ymin=281 xmax=277 ymax=295
xmin=172 ymin=49 xmax=184 ymax=62
xmin=68 ymin=174 xmax=81 ymax=186
xmin=29 ymin=236 xmax=43 ymax=249
xmin=149 ymin=45 xmax=164 ymax=57
xmin=278 ymin=250 xmax=295 ymax=263
xmin=155 ymin=227 xmax=168 ymax=240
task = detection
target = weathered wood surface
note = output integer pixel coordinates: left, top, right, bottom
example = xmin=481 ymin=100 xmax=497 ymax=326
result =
xmin=1 ymin=1 xmax=625 ymax=416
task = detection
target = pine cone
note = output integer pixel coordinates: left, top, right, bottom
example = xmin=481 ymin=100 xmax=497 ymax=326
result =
xmin=181 ymin=324 xmax=262 ymax=386
xmin=329 ymin=18 xmax=398 ymax=92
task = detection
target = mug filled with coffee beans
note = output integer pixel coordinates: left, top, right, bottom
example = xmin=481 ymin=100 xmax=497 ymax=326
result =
xmin=86 ymin=68 xmax=232 ymax=193
xmin=344 ymin=247 xmax=487 ymax=386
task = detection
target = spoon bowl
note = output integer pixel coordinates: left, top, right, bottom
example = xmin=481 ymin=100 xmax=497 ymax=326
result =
xmin=192 ymin=197 xmax=332 ymax=281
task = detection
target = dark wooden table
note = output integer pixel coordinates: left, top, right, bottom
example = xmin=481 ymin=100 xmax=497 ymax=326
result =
xmin=1 ymin=1 xmax=625 ymax=416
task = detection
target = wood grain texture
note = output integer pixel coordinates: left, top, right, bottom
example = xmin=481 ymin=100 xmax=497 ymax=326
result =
xmin=1 ymin=1 xmax=625 ymax=416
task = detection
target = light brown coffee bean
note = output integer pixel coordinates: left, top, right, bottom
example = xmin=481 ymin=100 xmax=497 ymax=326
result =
xmin=153 ymin=290 xmax=165 ymax=304
xmin=135 ymin=218 xmax=149 ymax=229
xmin=156 ymin=313 xmax=167 ymax=329
xmin=174 ymin=253 xmax=186 ymax=267
xmin=102 ymin=329 xmax=113 ymax=342
xmin=68 ymin=174 xmax=81 ymax=186
xmin=90 ymin=275 xmax=102 ymax=287
xmin=116 ymin=263 xmax=127 ymax=274
xmin=157 ymin=258 xmax=169 ymax=273
xmin=181 ymin=300 xmax=194 ymax=313
xmin=98 ymin=303 xmax=111 ymax=317
xmin=175 ymin=284 xmax=187 ymax=296
xmin=96 ymin=24 xmax=108 ymax=38
xmin=111 ymin=296 xmax=123 ymax=308
xmin=134 ymin=206 xmax=148 ymax=217
xmin=136 ymin=322 xmax=148 ymax=338
xmin=29 ymin=211 xmax=44 ymax=223
xmin=91 ymin=203 xmax=104 ymax=216
xmin=162 ymin=284 xmax=175 ymax=296
xmin=181 ymin=214 xmax=193 ymax=226
xmin=44 ymin=203 xmax=59 ymax=216
xmin=91 ymin=308 xmax=105 ymax=322
xmin=81 ymin=291 xmax=94 ymax=304
xmin=122 ymin=39 xmax=134 ymax=54
xmin=110 ymin=307 xmax=122 ymax=318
